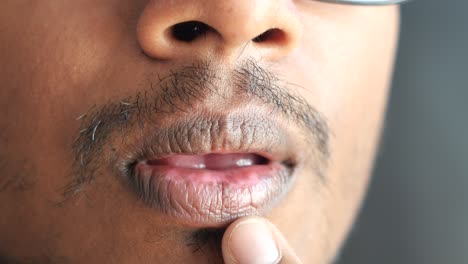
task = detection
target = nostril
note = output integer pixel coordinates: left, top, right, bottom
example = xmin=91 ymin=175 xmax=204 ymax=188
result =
xmin=171 ymin=21 xmax=212 ymax=43
xmin=252 ymin=28 xmax=286 ymax=44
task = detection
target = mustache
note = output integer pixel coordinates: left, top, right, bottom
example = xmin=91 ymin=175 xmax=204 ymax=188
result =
xmin=62 ymin=58 xmax=330 ymax=199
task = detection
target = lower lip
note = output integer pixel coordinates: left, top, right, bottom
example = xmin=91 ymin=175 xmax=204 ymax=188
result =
xmin=132 ymin=161 xmax=294 ymax=227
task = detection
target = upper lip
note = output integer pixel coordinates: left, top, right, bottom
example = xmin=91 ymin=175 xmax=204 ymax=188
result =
xmin=116 ymin=110 xmax=299 ymax=174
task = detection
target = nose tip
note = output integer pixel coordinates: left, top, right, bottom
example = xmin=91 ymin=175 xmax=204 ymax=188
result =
xmin=136 ymin=0 xmax=302 ymax=61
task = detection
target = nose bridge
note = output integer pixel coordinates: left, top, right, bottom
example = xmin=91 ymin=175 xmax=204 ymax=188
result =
xmin=137 ymin=0 xmax=302 ymax=61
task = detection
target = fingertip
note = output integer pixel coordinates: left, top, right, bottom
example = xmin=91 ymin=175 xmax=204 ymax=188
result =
xmin=222 ymin=217 xmax=280 ymax=264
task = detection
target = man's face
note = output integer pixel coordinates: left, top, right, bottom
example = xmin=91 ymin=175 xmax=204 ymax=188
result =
xmin=0 ymin=1 xmax=399 ymax=263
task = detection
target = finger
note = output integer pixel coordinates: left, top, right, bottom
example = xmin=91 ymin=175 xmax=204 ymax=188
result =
xmin=222 ymin=216 xmax=302 ymax=264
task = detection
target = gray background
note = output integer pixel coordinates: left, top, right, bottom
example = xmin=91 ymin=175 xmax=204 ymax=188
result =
xmin=337 ymin=0 xmax=468 ymax=263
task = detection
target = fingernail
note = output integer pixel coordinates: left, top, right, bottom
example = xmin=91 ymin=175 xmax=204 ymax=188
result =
xmin=228 ymin=219 xmax=280 ymax=264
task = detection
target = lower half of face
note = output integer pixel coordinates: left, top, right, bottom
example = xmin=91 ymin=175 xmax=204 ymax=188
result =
xmin=0 ymin=1 xmax=399 ymax=263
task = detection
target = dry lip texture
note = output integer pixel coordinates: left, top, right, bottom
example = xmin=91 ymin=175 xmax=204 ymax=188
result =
xmin=135 ymin=160 xmax=295 ymax=227
xmin=118 ymin=112 xmax=301 ymax=227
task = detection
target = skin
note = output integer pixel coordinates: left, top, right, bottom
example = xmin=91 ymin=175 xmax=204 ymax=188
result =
xmin=0 ymin=0 xmax=399 ymax=263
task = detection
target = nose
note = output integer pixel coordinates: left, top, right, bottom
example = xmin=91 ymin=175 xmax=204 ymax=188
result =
xmin=136 ymin=0 xmax=302 ymax=61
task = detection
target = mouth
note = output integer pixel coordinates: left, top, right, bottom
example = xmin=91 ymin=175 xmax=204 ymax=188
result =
xmin=120 ymin=112 xmax=299 ymax=227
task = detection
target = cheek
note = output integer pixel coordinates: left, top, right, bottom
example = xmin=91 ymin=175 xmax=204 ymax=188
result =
xmin=272 ymin=6 xmax=399 ymax=262
xmin=290 ymin=6 xmax=399 ymax=186
xmin=0 ymin=0 xmax=141 ymax=196
xmin=0 ymin=3 xmax=137 ymax=249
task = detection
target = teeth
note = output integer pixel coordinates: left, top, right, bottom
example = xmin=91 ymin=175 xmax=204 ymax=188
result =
xmin=147 ymin=153 xmax=269 ymax=170
xmin=236 ymin=158 xmax=254 ymax=167
xmin=193 ymin=163 xmax=206 ymax=169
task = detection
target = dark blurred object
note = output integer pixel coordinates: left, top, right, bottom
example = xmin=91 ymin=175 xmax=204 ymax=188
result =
xmin=336 ymin=0 xmax=468 ymax=263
